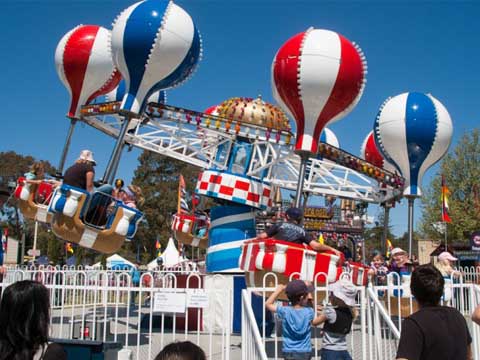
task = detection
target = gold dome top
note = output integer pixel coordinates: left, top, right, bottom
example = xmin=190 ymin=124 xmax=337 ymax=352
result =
xmin=216 ymin=96 xmax=291 ymax=131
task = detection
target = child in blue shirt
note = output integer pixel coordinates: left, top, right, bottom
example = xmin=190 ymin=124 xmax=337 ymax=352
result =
xmin=266 ymin=280 xmax=324 ymax=360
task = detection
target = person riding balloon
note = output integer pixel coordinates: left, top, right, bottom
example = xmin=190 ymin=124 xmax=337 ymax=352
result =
xmin=257 ymin=207 xmax=341 ymax=256
xmin=62 ymin=150 xmax=96 ymax=193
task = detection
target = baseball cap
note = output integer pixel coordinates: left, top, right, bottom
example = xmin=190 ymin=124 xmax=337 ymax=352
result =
xmin=286 ymin=207 xmax=302 ymax=221
xmin=78 ymin=150 xmax=96 ymax=165
xmin=391 ymin=247 xmax=406 ymax=256
xmin=438 ymin=251 xmax=457 ymax=262
xmin=285 ymin=279 xmax=313 ymax=298
xmin=329 ymin=278 xmax=357 ymax=307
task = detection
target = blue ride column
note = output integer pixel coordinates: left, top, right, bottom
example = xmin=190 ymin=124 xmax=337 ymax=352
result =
xmin=196 ymin=168 xmax=272 ymax=273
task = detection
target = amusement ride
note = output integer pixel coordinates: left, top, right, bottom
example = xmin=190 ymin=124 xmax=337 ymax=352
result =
xmin=14 ymin=0 xmax=453 ymax=293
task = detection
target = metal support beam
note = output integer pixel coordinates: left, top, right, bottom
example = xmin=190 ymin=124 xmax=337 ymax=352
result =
xmin=103 ymin=116 xmax=131 ymax=184
xmin=57 ymin=118 xmax=77 ymax=176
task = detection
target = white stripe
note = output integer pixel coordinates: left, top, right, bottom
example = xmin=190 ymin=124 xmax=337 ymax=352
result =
xmin=272 ymin=244 xmax=287 ymax=273
xmin=299 ymin=29 xmax=341 ymax=151
xmin=271 ymin=50 xmax=295 ymax=120
xmin=210 ymin=211 xmax=255 ymax=229
xmin=255 ymin=242 xmax=265 ymax=270
xmin=300 ymin=250 xmax=316 ymax=281
xmin=191 ymin=237 xmax=200 ymax=247
xmin=377 ymin=93 xmax=409 ymax=189
xmin=206 ymin=239 xmax=247 ymax=254
xmin=79 ymin=227 xmax=98 ymax=248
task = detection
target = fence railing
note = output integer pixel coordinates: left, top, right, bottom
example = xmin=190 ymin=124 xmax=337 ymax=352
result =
xmin=2 ymin=268 xmax=480 ymax=360
xmin=1 ymin=269 xmax=232 ymax=360
xmin=241 ymin=289 xmax=268 ymax=360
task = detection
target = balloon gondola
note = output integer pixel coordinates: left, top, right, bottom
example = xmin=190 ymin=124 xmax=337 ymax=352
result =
xmin=14 ymin=178 xmax=55 ymax=223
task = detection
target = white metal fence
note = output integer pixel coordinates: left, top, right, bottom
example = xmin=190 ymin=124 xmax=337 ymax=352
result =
xmin=2 ymin=267 xmax=480 ymax=360
xmin=1 ymin=269 xmax=234 ymax=360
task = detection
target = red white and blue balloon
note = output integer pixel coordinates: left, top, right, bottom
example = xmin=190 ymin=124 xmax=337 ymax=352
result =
xmin=374 ymin=92 xmax=453 ymax=197
xmin=55 ymin=25 xmax=121 ymax=119
xmin=111 ymin=0 xmax=202 ymax=115
xmin=360 ymin=130 xmax=397 ymax=173
xmin=272 ymin=28 xmax=367 ymax=154
xmin=320 ymin=128 xmax=339 ymax=148
xmin=106 ymin=79 xmax=167 ymax=105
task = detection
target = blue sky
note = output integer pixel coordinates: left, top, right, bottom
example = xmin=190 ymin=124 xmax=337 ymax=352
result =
xmin=1 ymin=0 xmax=478 ymax=237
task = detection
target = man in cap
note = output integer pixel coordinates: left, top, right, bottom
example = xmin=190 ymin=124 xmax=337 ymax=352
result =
xmin=63 ymin=150 xmax=96 ymax=192
xmin=396 ymin=264 xmax=472 ymax=360
xmin=258 ymin=207 xmax=341 ymax=256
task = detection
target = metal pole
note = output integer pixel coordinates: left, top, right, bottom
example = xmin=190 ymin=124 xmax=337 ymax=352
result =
xmin=407 ymin=197 xmax=415 ymax=256
xmin=110 ymin=143 xmax=126 ymax=182
xmin=32 ymin=221 xmax=38 ymax=262
xmin=57 ymin=118 xmax=77 ymax=176
xmin=382 ymin=205 xmax=390 ymax=256
xmin=444 ymin=221 xmax=448 ymax=250
xmin=294 ymin=156 xmax=308 ymax=208
xmin=103 ymin=116 xmax=131 ymax=184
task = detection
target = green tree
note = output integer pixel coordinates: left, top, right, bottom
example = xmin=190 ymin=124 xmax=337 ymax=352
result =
xmin=364 ymin=208 xmax=396 ymax=258
xmin=125 ymin=151 xmax=201 ymax=264
xmin=419 ymin=129 xmax=480 ymax=243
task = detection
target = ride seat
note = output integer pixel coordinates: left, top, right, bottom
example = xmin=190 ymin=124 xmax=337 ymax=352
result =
xmin=106 ymin=202 xmax=143 ymax=239
xmin=49 ymin=184 xmax=90 ymax=217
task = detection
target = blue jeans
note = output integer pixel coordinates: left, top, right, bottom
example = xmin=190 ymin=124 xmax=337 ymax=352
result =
xmin=283 ymin=352 xmax=311 ymax=360
xmin=321 ymin=349 xmax=352 ymax=360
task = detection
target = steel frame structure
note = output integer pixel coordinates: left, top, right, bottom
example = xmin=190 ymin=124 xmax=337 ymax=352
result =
xmin=81 ymin=103 xmax=402 ymax=204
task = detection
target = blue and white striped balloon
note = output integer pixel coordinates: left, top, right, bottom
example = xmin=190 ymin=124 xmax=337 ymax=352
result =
xmin=320 ymin=127 xmax=339 ymax=148
xmin=111 ymin=0 xmax=202 ymax=115
xmin=374 ymin=92 xmax=453 ymax=197
xmin=106 ymin=79 xmax=167 ymax=105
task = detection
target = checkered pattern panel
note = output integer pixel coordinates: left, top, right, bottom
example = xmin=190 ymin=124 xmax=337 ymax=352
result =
xmin=196 ymin=170 xmax=272 ymax=210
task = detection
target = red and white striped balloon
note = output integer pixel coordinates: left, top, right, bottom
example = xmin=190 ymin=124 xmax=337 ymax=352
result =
xmin=55 ymin=25 xmax=121 ymax=119
xmin=360 ymin=131 xmax=397 ymax=173
xmin=272 ymin=28 xmax=367 ymax=154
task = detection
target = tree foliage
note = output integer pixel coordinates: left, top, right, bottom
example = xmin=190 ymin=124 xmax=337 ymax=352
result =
xmin=419 ymin=129 xmax=480 ymax=242
xmin=124 ymin=151 xmax=201 ymax=263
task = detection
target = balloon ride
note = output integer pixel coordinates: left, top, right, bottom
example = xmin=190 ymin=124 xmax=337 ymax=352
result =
xmin=272 ymin=28 xmax=367 ymax=206
xmin=374 ymin=92 xmax=453 ymax=254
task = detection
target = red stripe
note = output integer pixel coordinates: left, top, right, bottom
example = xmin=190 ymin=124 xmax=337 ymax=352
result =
xmin=284 ymin=246 xmax=303 ymax=276
xmin=219 ymin=185 xmax=234 ymax=196
xmin=235 ymin=180 xmax=250 ymax=191
xmin=312 ymin=34 xmax=364 ymax=152
xmin=365 ymin=132 xmax=384 ymax=167
xmin=63 ymin=25 xmax=100 ymax=118
xmin=209 ymin=174 xmax=222 ymax=184
xmin=247 ymin=192 xmax=260 ymax=202
xmin=273 ymin=32 xmax=306 ymax=150
xmin=249 ymin=243 xmax=260 ymax=271
xmin=239 ymin=244 xmax=247 ymax=270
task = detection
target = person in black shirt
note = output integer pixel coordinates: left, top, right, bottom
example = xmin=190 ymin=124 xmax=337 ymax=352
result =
xmin=62 ymin=149 xmax=96 ymax=192
xmin=258 ymin=207 xmax=341 ymax=256
xmin=0 ymin=280 xmax=67 ymax=360
xmin=396 ymin=264 xmax=472 ymax=360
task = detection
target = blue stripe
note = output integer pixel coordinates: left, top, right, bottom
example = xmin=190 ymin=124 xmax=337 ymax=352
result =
xmin=206 ymin=247 xmax=242 ymax=272
xmin=405 ymin=92 xmax=437 ymax=195
xmin=320 ymin=130 xmax=327 ymax=143
xmin=122 ymin=0 xmax=169 ymax=111
xmin=115 ymin=80 xmax=126 ymax=102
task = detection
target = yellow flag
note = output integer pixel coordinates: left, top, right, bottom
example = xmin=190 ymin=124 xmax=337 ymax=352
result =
xmin=318 ymin=233 xmax=325 ymax=245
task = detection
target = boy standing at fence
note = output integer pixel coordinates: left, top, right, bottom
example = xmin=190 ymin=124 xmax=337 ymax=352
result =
xmin=317 ymin=278 xmax=357 ymax=360
xmin=266 ymin=280 xmax=324 ymax=360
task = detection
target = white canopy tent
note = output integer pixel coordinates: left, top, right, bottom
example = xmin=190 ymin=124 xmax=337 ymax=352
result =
xmin=147 ymin=237 xmax=188 ymax=270
xmin=92 ymin=254 xmax=136 ymax=269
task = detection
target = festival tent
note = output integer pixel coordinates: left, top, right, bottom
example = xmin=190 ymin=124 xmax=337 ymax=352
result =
xmin=92 ymin=254 xmax=136 ymax=270
xmin=147 ymin=237 xmax=188 ymax=270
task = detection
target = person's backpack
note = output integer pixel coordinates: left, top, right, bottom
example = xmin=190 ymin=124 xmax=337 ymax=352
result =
xmin=323 ymin=307 xmax=353 ymax=335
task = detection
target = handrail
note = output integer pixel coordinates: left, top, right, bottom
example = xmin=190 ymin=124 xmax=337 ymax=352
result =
xmin=241 ymin=289 xmax=268 ymax=360
xmin=367 ymin=287 xmax=401 ymax=339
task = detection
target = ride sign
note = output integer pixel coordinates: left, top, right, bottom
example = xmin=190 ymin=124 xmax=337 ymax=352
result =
xmin=470 ymin=231 xmax=480 ymax=251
